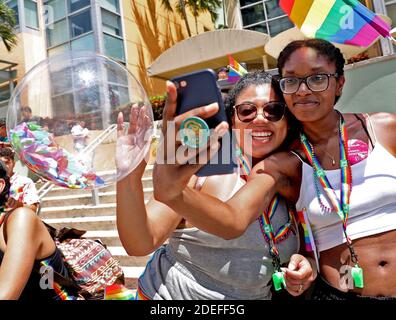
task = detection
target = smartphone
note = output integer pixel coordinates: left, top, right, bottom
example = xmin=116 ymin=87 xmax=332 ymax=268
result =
xmin=171 ymin=68 xmax=237 ymax=176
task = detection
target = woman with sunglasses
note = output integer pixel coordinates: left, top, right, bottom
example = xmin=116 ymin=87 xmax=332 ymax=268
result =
xmin=154 ymin=39 xmax=396 ymax=300
xmin=116 ymin=71 xmax=315 ymax=299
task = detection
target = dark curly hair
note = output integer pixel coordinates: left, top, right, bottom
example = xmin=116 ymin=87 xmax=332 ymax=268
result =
xmin=277 ymin=39 xmax=345 ymax=104
xmin=224 ymin=71 xmax=282 ymax=122
xmin=225 ymin=70 xmax=300 ymax=150
xmin=0 ymin=147 xmax=15 ymax=160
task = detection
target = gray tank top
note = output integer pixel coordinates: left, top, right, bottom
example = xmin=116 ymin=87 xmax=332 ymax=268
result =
xmin=138 ymin=176 xmax=300 ymax=300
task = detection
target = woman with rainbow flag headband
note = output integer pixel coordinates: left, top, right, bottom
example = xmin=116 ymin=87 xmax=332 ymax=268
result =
xmin=0 ymin=160 xmax=79 ymax=300
xmin=116 ymin=71 xmax=315 ymax=300
xmin=154 ymin=39 xmax=396 ymax=300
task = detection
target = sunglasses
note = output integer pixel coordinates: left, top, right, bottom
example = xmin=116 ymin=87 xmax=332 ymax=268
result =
xmin=233 ymin=102 xmax=286 ymax=123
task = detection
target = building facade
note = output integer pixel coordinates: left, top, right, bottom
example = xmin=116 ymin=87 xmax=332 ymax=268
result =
xmin=223 ymin=0 xmax=395 ymax=56
xmin=0 ymin=0 xmax=214 ymax=117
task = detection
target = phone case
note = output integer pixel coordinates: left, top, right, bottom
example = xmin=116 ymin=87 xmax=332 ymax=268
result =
xmin=171 ymin=69 xmax=237 ymax=176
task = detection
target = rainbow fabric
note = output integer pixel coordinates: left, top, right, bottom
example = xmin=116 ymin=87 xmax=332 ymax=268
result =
xmin=296 ymin=210 xmax=313 ymax=252
xmin=104 ymin=284 xmax=135 ymax=300
xmin=280 ymin=0 xmax=393 ymax=47
xmin=227 ymin=54 xmax=248 ymax=83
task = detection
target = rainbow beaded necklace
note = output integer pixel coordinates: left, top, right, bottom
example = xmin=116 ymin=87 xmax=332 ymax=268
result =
xmin=237 ymin=149 xmax=296 ymax=290
xmin=300 ymin=112 xmax=364 ymax=288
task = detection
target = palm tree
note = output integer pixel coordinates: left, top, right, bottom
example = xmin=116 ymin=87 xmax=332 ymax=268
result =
xmin=0 ymin=1 xmax=17 ymax=51
xmin=187 ymin=0 xmax=221 ymax=34
xmin=160 ymin=0 xmax=192 ymax=37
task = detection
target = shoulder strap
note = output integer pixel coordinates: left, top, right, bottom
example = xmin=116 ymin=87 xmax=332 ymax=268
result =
xmin=354 ymin=113 xmax=375 ymax=149
xmin=364 ymin=113 xmax=378 ymax=147
xmin=194 ymin=176 xmax=207 ymax=191
xmin=289 ymin=150 xmax=305 ymax=163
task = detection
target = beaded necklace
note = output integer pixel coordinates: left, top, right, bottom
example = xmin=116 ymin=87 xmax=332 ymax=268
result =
xmin=300 ymin=112 xmax=364 ymax=288
xmin=236 ymin=148 xmax=296 ymax=291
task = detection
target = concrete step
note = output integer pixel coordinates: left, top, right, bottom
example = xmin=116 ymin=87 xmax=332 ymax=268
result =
xmin=108 ymin=246 xmax=151 ymax=266
xmin=43 ymin=215 xmax=117 ymax=230
xmin=37 ymin=166 xmax=153 ymax=198
xmin=39 ymin=197 xmax=152 ymax=219
xmin=42 ymin=191 xmax=117 ymax=207
xmin=41 ymin=187 xmax=153 ymax=208
xmin=84 ymin=230 xmax=123 ymax=247
xmin=122 ymin=266 xmax=146 ymax=290
xmin=40 ymin=203 xmax=117 ymax=219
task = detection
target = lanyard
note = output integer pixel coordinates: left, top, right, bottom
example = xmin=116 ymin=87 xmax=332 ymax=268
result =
xmin=299 ymin=113 xmax=364 ymax=288
xmin=236 ymin=149 xmax=295 ymax=290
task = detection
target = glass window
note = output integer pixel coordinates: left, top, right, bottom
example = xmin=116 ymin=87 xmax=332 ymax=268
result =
xmin=48 ymin=42 xmax=70 ymax=56
xmin=100 ymin=0 xmax=119 ymax=13
xmin=246 ymin=22 xmax=268 ymax=34
xmin=76 ymin=84 xmax=100 ymax=114
xmin=386 ymin=3 xmax=396 ymax=21
xmin=107 ymin=64 xmax=128 ymax=86
xmin=50 ymin=65 xmax=73 ymax=95
xmin=102 ymin=9 xmax=121 ymax=36
xmin=103 ymin=33 xmax=125 ymax=61
xmin=0 ymin=85 xmax=12 ymax=102
xmin=51 ymin=94 xmax=75 ymax=130
xmin=7 ymin=0 xmax=19 ymax=26
xmin=239 ymin=0 xmax=261 ymax=7
xmin=241 ymin=3 xmax=265 ymax=26
xmin=386 ymin=3 xmax=396 ymax=52
xmin=71 ymin=32 xmax=95 ymax=51
xmin=68 ymin=0 xmax=90 ymax=13
xmin=265 ymin=0 xmax=286 ymax=20
xmin=268 ymin=16 xmax=294 ymax=37
xmin=47 ymin=18 xmax=68 ymax=47
xmin=45 ymin=0 xmax=66 ymax=23
xmin=108 ymin=84 xmax=129 ymax=107
xmin=24 ymin=0 xmax=39 ymax=29
xmin=70 ymin=9 xmax=92 ymax=38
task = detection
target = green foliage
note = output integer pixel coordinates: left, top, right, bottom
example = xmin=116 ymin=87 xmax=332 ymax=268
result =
xmin=0 ymin=1 xmax=17 ymax=51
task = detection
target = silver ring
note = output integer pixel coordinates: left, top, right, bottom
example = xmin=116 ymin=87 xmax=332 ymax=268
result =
xmin=298 ymin=284 xmax=303 ymax=292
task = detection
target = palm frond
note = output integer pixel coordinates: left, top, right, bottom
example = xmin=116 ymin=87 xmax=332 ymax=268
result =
xmin=0 ymin=1 xmax=18 ymax=51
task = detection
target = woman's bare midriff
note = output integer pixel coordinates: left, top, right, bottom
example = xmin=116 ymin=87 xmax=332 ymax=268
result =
xmin=319 ymin=229 xmax=396 ymax=297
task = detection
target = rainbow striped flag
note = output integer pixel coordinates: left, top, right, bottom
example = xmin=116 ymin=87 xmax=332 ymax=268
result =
xmin=104 ymin=284 xmax=135 ymax=300
xmin=227 ymin=54 xmax=248 ymax=83
xmin=280 ymin=0 xmax=394 ymax=47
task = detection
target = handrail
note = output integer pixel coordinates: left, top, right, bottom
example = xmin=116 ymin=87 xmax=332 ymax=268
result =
xmin=80 ymin=124 xmax=117 ymax=155
xmin=37 ymin=124 xmax=118 ymax=204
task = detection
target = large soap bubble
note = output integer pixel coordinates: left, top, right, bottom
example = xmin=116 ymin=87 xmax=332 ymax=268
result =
xmin=7 ymin=51 xmax=153 ymax=189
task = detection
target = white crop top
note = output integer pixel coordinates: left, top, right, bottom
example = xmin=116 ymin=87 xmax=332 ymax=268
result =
xmin=296 ymin=142 xmax=396 ymax=252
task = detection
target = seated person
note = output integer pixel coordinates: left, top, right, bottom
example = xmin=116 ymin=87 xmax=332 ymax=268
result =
xmin=0 ymin=148 xmax=40 ymax=213
xmin=0 ymin=160 xmax=78 ymax=300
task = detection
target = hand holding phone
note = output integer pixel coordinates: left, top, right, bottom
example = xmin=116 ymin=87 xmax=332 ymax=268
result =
xmin=170 ymin=69 xmax=237 ymax=176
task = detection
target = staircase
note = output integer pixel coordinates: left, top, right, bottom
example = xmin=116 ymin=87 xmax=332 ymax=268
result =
xmin=38 ymin=165 xmax=155 ymax=291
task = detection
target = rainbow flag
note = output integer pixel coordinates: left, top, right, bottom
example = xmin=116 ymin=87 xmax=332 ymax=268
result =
xmin=280 ymin=0 xmax=394 ymax=47
xmin=104 ymin=284 xmax=135 ymax=300
xmin=227 ymin=54 xmax=248 ymax=83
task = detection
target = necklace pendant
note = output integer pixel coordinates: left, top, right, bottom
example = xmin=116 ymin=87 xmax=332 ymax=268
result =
xmin=272 ymin=271 xmax=286 ymax=291
xmin=351 ymin=264 xmax=364 ymax=288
